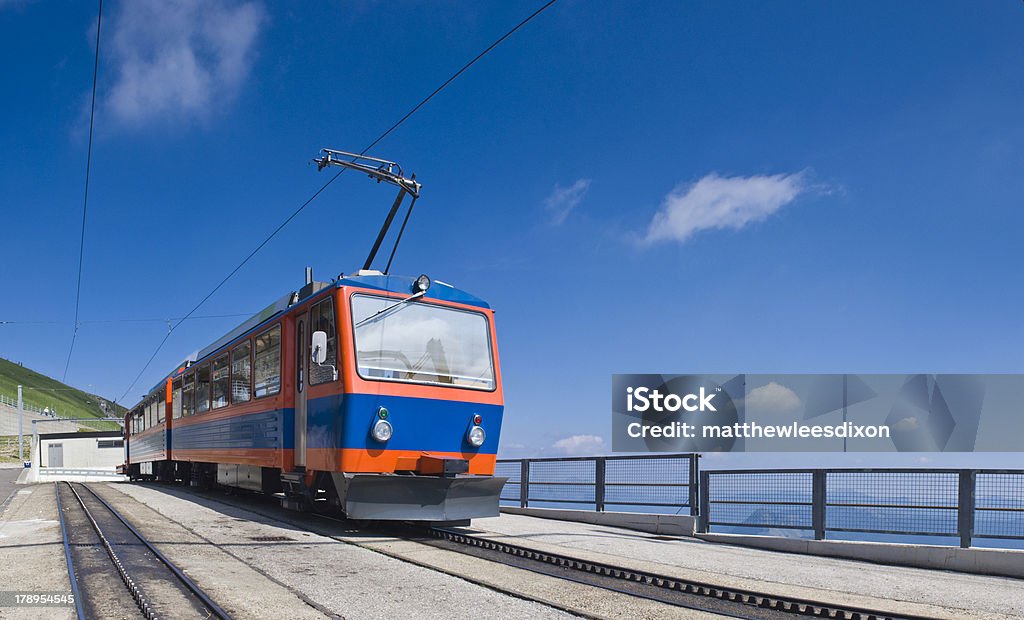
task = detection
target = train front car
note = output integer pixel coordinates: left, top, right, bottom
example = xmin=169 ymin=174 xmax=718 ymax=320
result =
xmin=295 ymin=272 xmax=505 ymax=522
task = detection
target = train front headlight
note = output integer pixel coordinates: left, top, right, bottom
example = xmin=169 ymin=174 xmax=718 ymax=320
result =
xmin=371 ymin=419 xmax=393 ymax=443
xmin=467 ymin=425 xmax=486 ymax=447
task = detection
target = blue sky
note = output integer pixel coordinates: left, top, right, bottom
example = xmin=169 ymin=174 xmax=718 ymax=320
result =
xmin=0 ymin=1 xmax=1022 ymax=467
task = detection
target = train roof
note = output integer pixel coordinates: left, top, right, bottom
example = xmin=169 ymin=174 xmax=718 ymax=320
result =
xmin=138 ymin=272 xmax=489 ymax=404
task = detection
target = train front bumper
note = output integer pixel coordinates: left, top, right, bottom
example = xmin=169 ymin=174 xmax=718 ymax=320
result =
xmin=330 ymin=472 xmax=507 ymax=521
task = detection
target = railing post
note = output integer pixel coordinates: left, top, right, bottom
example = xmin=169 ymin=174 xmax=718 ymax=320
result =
xmin=689 ymin=453 xmax=701 ymax=517
xmin=594 ymin=457 xmax=606 ymax=512
xmin=812 ymin=470 xmax=827 ymax=540
xmin=698 ymin=470 xmax=710 ymax=533
xmin=958 ymin=469 xmax=976 ymax=548
xmin=519 ymin=459 xmax=530 ymax=508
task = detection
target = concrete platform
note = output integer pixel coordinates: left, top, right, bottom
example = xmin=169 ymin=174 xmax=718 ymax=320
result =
xmin=105 ymin=483 xmax=584 ymax=620
xmin=0 ymin=482 xmax=75 ymax=619
xmin=471 ymin=513 xmax=1024 ymax=620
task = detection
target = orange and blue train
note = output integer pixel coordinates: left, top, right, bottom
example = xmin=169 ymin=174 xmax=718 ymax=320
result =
xmin=123 ymin=270 xmax=505 ymax=521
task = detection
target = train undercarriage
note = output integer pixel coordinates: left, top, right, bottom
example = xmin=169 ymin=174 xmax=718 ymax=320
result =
xmin=126 ymin=460 xmax=506 ymax=523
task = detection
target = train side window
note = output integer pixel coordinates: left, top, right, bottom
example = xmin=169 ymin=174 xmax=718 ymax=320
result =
xmin=212 ymin=354 xmax=230 ymax=409
xmin=196 ymin=364 xmax=211 ymax=413
xmin=182 ymin=372 xmax=194 ymax=417
xmin=309 ymin=297 xmax=337 ymax=385
xmin=157 ymin=394 xmax=165 ymax=424
xmin=232 ymin=342 xmax=251 ymax=403
xmin=254 ymin=324 xmax=282 ymax=398
xmin=172 ymin=379 xmax=182 ymax=419
xmin=146 ymin=400 xmax=152 ymax=429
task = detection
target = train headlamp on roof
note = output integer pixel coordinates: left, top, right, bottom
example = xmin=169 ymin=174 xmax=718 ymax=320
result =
xmin=414 ymin=274 xmax=431 ymax=294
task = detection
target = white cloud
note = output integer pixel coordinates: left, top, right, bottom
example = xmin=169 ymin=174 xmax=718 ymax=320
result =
xmin=104 ymin=0 xmax=266 ymax=125
xmin=544 ymin=178 xmax=591 ymax=225
xmin=746 ymin=381 xmax=801 ymax=414
xmin=893 ymin=416 xmax=919 ymax=431
xmin=644 ymin=171 xmax=807 ymax=244
xmin=550 ymin=434 xmax=604 ymax=456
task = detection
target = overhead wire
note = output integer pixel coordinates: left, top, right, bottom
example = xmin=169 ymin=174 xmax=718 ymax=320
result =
xmin=116 ymin=0 xmax=560 ymax=404
xmin=63 ymin=0 xmax=103 ymax=382
xmin=2 ymin=313 xmax=254 ymax=326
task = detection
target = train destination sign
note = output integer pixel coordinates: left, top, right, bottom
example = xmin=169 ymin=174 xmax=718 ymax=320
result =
xmin=612 ymin=374 xmax=1024 ymax=452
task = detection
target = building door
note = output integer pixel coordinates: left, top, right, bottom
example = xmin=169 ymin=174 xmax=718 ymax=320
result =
xmin=295 ymin=316 xmax=307 ymax=468
xmin=47 ymin=442 xmax=63 ymax=468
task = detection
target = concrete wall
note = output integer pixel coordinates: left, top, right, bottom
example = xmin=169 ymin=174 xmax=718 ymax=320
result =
xmin=501 ymin=506 xmax=697 ymax=537
xmin=0 ymin=402 xmax=81 ymax=435
xmin=39 ymin=436 xmax=123 ymax=470
xmin=697 ymin=532 xmax=1024 ymax=580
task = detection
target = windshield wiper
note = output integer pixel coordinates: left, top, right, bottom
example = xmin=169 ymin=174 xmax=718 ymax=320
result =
xmin=354 ymin=291 xmax=424 ymax=328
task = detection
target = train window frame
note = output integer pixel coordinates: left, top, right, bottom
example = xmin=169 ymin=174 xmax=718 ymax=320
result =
xmin=231 ymin=341 xmax=252 ymax=404
xmin=157 ymin=393 xmax=165 ymax=424
xmin=172 ymin=379 xmax=182 ymax=419
xmin=196 ymin=364 xmax=212 ymax=413
xmin=253 ymin=324 xmax=282 ymax=399
xmin=212 ymin=354 xmax=230 ymax=409
xmin=309 ymin=296 xmax=338 ymax=386
xmin=348 ymin=292 xmax=497 ymax=392
xmin=182 ymin=371 xmax=195 ymax=417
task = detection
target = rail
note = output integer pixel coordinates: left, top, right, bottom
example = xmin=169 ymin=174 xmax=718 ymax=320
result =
xmin=496 ymin=454 xmax=699 ymax=516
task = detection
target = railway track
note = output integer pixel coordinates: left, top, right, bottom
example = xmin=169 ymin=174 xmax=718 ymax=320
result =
xmin=141 ymin=483 xmax=945 ymax=620
xmin=419 ymin=526 xmax=942 ymax=620
xmin=56 ymin=481 xmax=231 ymax=620
xmin=305 ymin=508 xmax=938 ymax=620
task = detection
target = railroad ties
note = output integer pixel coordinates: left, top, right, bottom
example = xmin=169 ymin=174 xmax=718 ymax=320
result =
xmin=424 ymin=527 xmax=935 ymax=620
xmin=55 ymin=482 xmax=231 ymax=620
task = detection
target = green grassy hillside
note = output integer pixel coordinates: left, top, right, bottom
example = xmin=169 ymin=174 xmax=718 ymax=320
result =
xmin=0 ymin=357 xmax=125 ymax=420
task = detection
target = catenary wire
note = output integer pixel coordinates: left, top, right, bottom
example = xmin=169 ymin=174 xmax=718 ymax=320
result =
xmin=2 ymin=313 xmax=254 ymax=326
xmin=63 ymin=0 xmax=103 ymax=382
xmin=116 ymin=0 xmax=560 ymax=404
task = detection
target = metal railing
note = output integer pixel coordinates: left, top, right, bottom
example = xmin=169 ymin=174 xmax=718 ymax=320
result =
xmin=0 ymin=436 xmax=31 ymax=460
xmin=496 ymin=454 xmax=699 ymax=516
xmin=0 ymin=392 xmax=60 ymax=416
xmin=700 ymin=468 xmax=1024 ymax=548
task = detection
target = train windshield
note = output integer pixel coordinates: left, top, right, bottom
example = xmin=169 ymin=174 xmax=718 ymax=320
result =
xmin=351 ymin=293 xmax=495 ymax=390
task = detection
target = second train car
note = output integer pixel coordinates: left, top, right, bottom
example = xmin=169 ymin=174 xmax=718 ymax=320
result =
xmin=124 ymin=269 xmax=505 ymax=522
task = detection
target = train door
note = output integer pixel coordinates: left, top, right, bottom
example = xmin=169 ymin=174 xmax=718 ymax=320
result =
xmin=295 ymin=314 xmax=307 ymax=468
